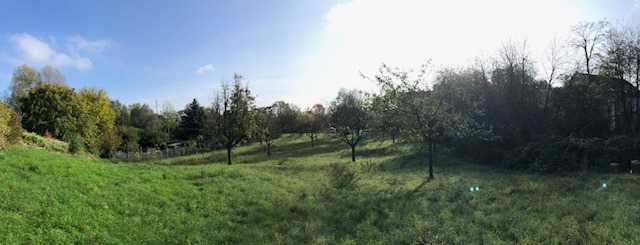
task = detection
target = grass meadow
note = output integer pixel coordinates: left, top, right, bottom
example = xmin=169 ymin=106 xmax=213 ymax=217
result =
xmin=1 ymin=134 xmax=639 ymax=244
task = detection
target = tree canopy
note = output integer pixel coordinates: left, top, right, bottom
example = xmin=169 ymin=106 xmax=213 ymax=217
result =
xmin=302 ymin=103 xmax=327 ymax=147
xmin=130 ymin=103 xmax=164 ymax=149
xmin=254 ymin=106 xmax=280 ymax=155
xmin=372 ymin=64 xmax=473 ymax=179
xmin=41 ymin=65 xmax=67 ymax=85
xmin=8 ymin=64 xmax=42 ymax=113
xmin=209 ymin=74 xmax=256 ymax=165
xmin=21 ymin=83 xmax=78 ymax=140
xmin=76 ymin=87 xmax=117 ymax=153
xmin=329 ymin=89 xmax=369 ymax=162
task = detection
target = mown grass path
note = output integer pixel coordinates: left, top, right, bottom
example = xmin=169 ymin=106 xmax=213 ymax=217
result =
xmin=1 ymin=134 xmax=639 ymax=243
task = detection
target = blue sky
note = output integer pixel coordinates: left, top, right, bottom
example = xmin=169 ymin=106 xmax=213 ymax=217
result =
xmin=1 ymin=0 xmax=639 ymax=111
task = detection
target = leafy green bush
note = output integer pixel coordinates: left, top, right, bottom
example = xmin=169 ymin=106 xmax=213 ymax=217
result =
xmin=0 ymin=102 xmax=12 ymax=149
xmin=0 ymin=103 xmax=23 ymax=149
xmin=503 ymin=135 xmax=640 ymax=173
xmin=21 ymin=131 xmax=68 ymax=153
xmin=117 ymin=125 xmax=140 ymax=153
xmin=600 ymin=136 xmax=640 ymax=171
xmin=99 ymin=129 xmax=123 ymax=158
xmin=66 ymin=134 xmax=85 ymax=154
xmin=327 ymin=163 xmax=358 ymax=189
xmin=451 ymin=134 xmax=506 ymax=165
xmin=8 ymin=111 xmax=22 ymax=144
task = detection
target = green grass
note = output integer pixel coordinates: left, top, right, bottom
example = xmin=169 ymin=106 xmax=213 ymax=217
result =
xmin=1 ymin=134 xmax=640 ymax=243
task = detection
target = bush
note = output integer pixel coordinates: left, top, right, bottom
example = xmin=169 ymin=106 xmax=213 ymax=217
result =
xmin=0 ymin=102 xmax=12 ymax=149
xmin=451 ymin=134 xmax=506 ymax=165
xmin=99 ymin=129 xmax=123 ymax=158
xmin=21 ymin=131 xmax=68 ymax=153
xmin=0 ymin=103 xmax=22 ymax=149
xmin=601 ymin=136 xmax=640 ymax=171
xmin=66 ymin=134 xmax=85 ymax=154
xmin=327 ymin=163 xmax=358 ymax=189
xmin=8 ymin=110 xmax=22 ymax=144
xmin=503 ymin=135 xmax=640 ymax=173
xmin=117 ymin=126 xmax=140 ymax=153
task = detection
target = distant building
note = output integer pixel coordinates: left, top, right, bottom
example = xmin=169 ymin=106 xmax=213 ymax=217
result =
xmin=166 ymin=142 xmax=183 ymax=149
xmin=568 ymin=73 xmax=639 ymax=133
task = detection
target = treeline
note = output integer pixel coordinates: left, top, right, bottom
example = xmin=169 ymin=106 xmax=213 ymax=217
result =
xmin=3 ymin=19 xmax=640 ymax=174
xmin=366 ymin=19 xmax=640 ymax=175
xmin=1 ymin=67 xmax=337 ymax=164
xmin=4 ymin=64 xmax=117 ymax=156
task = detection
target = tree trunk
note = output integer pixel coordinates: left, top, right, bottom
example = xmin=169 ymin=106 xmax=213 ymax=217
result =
xmin=392 ymin=133 xmax=395 ymax=144
xmin=428 ymin=139 xmax=434 ymax=180
xmin=542 ymin=82 xmax=552 ymax=133
xmin=584 ymin=46 xmax=591 ymax=78
xmin=227 ymin=147 xmax=232 ymax=165
xmin=311 ymin=137 xmax=314 ymax=147
xmin=351 ymin=145 xmax=356 ymax=162
xmin=267 ymin=143 xmax=271 ymax=156
xmin=633 ymin=67 xmax=640 ymax=133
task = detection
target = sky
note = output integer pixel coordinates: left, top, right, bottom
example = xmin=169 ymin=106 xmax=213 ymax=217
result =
xmin=1 ymin=0 xmax=639 ymax=112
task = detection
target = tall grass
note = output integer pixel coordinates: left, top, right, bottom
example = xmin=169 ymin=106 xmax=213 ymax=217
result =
xmin=0 ymin=133 xmax=639 ymax=243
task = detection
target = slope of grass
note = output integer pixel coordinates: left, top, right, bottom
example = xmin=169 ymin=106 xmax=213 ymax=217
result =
xmin=1 ymin=134 xmax=639 ymax=243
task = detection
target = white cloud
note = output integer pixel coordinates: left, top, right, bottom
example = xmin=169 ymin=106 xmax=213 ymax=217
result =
xmin=196 ymin=64 xmax=214 ymax=74
xmin=6 ymin=33 xmax=110 ymax=70
xmin=68 ymin=36 xmax=112 ymax=53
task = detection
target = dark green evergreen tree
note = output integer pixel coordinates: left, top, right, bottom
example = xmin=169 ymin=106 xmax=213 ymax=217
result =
xmin=179 ymin=99 xmax=206 ymax=141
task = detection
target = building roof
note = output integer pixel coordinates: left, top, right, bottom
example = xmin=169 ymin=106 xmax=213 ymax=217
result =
xmin=568 ymin=73 xmax=637 ymax=94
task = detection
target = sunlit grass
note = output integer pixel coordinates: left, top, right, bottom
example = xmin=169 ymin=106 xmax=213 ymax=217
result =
xmin=1 ymin=134 xmax=639 ymax=243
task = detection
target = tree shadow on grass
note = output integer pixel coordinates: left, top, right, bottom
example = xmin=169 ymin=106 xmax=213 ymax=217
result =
xmin=230 ymin=178 xmax=471 ymax=244
xmin=154 ymin=136 xmax=343 ymax=166
xmin=372 ymin=150 xmax=427 ymax=172
xmin=157 ymin=134 xmax=396 ymax=166
xmin=176 ymin=137 xmax=492 ymax=243
xmin=337 ymin=143 xmax=394 ymax=161
xmin=259 ymin=133 xmax=394 ymax=164
xmin=237 ymin=136 xmax=348 ymax=164
xmin=154 ymin=152 xmax=227 ymax=166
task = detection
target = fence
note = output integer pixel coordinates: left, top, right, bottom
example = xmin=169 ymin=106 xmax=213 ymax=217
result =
xmin=114 ymin=146 xmax=210 ymax=162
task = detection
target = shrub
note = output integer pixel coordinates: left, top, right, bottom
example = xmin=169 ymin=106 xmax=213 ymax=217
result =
xmin=601 ymin=136 xmax=640 ymax=171
xmin=451 ymin=134 xmax=506 ymax=165
xmin=8 ymin=110 xmax=22 ymax=144
xmin=327 ymin=163 xmax=358 ymax=189
xmin=66 ymin=134 xmax=85 ymax=154
xmin=99 ymin=129 xmax=123 ymax=158
xmin=21 ymin=131 xmax=68 ymax=153
xmin=44 ymin=130 xmax=55 ymax=141
xmin=117 ymin=125 xmax=140 ymax=153
xmin=0 ymin=103 xmax=22 ymax=149
xmin=503 ymin=135 xmax=640 ymax=173
xmin=0 ymin=102 xmax=12 ymax=149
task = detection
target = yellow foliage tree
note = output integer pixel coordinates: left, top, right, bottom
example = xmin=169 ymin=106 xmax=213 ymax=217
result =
xmin=76 ymin=87 xmax=116 ymax=153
